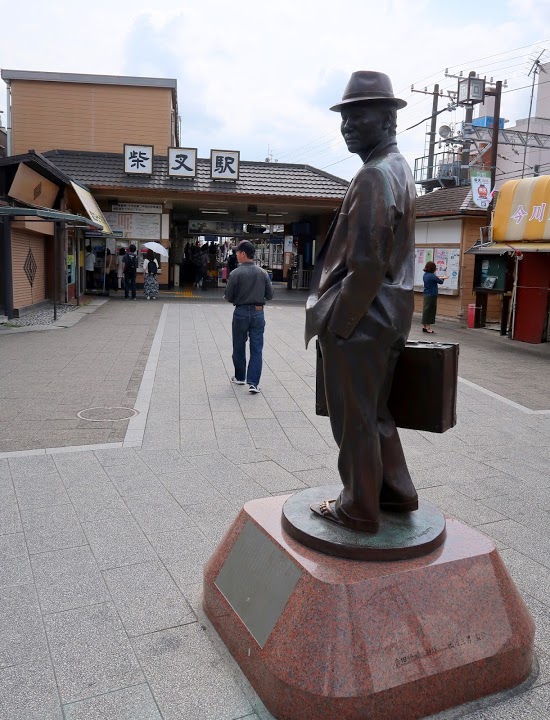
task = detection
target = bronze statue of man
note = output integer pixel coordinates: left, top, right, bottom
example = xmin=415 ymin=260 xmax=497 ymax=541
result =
xmin=305 ymin=71 xmax=418 ymax=533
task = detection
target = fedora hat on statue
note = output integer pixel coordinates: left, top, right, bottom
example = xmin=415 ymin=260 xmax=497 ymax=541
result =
xmin=330 ymin=71 xmax=407 ymax=111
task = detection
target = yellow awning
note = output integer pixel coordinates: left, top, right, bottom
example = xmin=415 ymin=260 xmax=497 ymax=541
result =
xmin=70 ymin=182 xmax=112 ymax=235
xmin=493 ymin=176 xmax=550 ymax=242
xmin=466 ymin=241 xmax=550 ymax=255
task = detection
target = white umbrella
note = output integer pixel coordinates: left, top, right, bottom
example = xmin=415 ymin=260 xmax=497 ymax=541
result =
xmin=143 ymin=241 xmax=169 ymax=257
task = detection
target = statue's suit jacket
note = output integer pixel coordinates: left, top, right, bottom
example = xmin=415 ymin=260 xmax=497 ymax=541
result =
xmin=305 ymin=138 xmax=416 ymax=346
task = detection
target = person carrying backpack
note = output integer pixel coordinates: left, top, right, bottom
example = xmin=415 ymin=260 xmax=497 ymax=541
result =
xmin=143 ymin=249 xmax=160 ymax=300
xmin=123 ymin=244 xmax=138 ymax=300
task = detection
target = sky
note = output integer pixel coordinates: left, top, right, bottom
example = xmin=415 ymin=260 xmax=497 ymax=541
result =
xmin=1 ymin=0 xmax=550 ymax=180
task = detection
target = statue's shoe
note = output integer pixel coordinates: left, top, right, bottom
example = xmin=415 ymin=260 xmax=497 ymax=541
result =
xmin=310 ymin=499 xmax=379 ymax=533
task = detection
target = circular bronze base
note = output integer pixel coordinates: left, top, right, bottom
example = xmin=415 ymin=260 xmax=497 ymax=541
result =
xmin=282 ymin=485 xmax=446 ymax=561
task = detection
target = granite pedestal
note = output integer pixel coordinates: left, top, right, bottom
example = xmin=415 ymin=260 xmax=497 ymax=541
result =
xmin=203 ymin=494 xmax=535 ymax=720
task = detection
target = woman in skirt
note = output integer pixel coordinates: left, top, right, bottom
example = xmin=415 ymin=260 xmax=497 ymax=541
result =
xmin=143 ymin=249 xmax=160 ymax=300
xmin=422 ymin=261 xmax=447 ymax=333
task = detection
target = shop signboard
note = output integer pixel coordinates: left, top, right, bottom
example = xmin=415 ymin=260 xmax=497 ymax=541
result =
xmin=168 ymin=147 xmax=197 ymax=178
xmin=103 ymin=211 xmax=161 ymax=240
xmin=112 ymin=203 xmax=162 ymax=214
xmin=210 ymin=150 xmax=240 ymax=181
xmin=124 ymin=144 xmax=154 ymax=175
xmin=188 ymin=219 xmax=243 ymax=235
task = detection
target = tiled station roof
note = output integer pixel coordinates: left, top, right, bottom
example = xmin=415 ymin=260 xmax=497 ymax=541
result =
xmin=44 ymin=150 xmax=349 ymax=200
xmin=416 ymin=186 xmax=484 ymax=217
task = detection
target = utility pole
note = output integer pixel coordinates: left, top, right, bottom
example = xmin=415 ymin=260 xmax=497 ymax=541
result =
xmin=426 ymin=84 xmax=439 ymax=192
xmin=461 ymin=72 xmax=477 ymax=185
xmin=485 ymin=80 xmax=502 ymax=224
xmin=522 ymin=52 xmax=546 ymax=178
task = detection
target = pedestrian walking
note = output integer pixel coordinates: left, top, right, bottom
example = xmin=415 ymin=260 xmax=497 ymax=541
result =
xmin=116 ymin=247 xmax=126 ymax=290
xmin=200 ymin=245 xmax=210 ymax=291
xmin=224 ymin=240 xmax=273 ymax=394
xmin=422 ymin=261 xmax=448 ymax=334
xmin=123 ymin=244 xmax=138 ymax=300
xmin=143 ymin=249 xmax=159 ymax=300
xmin=85 ymin=245 xmax=96 ymax=290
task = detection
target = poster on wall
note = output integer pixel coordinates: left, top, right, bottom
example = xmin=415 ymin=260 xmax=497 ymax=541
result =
xmin=414 ymin=247 xmax=433 ymax=288
xmin=415 ymin=247 xmax=460 ymax=293
xmin=446 ymin=248 xmax=460 ymax=291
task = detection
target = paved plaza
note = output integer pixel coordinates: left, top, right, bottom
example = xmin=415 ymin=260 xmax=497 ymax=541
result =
xmin=1 ymin=297 xmax=550 ymax=719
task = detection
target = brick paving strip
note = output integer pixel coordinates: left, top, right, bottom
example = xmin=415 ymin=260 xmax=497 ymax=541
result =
xmin=0 ymin=299 xmax=550 ymax=718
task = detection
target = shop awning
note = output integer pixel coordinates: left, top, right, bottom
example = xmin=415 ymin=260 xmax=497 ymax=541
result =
xmin=466 ymin=241 xmax=550 ymax=255
xmin=0 ymin=206 xmax=103 ymax=228
xmin=493 ymin=176 xmax=550 ymax=242
xmin=70 ymin=182 xmax=112 ymax=234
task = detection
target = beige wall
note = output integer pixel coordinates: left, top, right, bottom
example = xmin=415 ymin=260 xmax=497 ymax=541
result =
xmin=11 ymin=81 xmax=174 ymax=155
xmin=12 ymin=227 xmax=47 ymax=311
xmin=413 ymin=216 xmax=494 ymax=322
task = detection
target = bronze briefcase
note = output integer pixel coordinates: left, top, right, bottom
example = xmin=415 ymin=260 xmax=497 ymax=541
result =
xmin=388 ymin=341 xmax=458 ymax=433
xmin=315 ymin=341 xmax=458 ymax=434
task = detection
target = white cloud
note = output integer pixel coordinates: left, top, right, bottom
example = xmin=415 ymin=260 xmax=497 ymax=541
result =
xmin=1 ymin=0 xmax=549 ymax=179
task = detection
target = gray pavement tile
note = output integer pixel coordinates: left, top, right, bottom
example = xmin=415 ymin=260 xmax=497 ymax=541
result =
xmin=292 ymin=465 xmax=342 ymax=487
xmin=180 ymin=404 xmax=215 ymax=420
xmin=183 ymin=502 xmax=241 ymax=544
xmin=55 ymin=464 xmax=111 ymax=490
xmin=273 ymin=411 xmax=314 ymax=428
xmin=264 ymin=396 xmax=301 ymax=412
xmin=44 ymin=602 xmax=144 ymax=704
xmin=103 ymin=560 xmax=195 ymax=637
xmin=149 ymin=526 xmax=216 ymax=587
xmin=21 ymin=504 xmax=87 ymax=554
xmin=0 ymin=460 xmax=11 ymax=480
xmin=417 ymin=485 xmax=506 ymax=526
xmin=220 ymin=447 xmax=269 ymax=465
xmin=0 ymin=584 xmax=50 ymax=669
xmin=82 ymin=516 xmax=157 ymax=571
xmin=532 ymin=649 xmax=550 ymax=687
xmin=66 ymin=482 xmax=131 ymax=523
xmin=212 ymin=411 xmax=248 ymax=430
xmin=104 ymin=465 xmax=165 ymax=498
xmin=445 ymin=472 xmax=524 ymax=500
xmin=124 ymin=489 xmax=191 ymax=535
xmin=241 ymin=461 xmax=307 ymax=493
xmin=483 ymin=520 xmax=550 ymax=569
xmin=63 ymin=684 xmax=162 ymax=720
xmin=93 ymin=448 xmax=141 ymax=467
xmin=132 ymin=623 xmax=252 ymax=720
xmin=522 ymin=594 xmax=550 ymax=649
xmin=0 ymin=533 xmax=32 ymax=589
xmin=12 ymin=473 xmax=70 ymax=510
xmin=157 ymin=468 xmax=226 ymax=507
xmin=527 ymin=684 xmax=550 ymax=717
xmin=498 ymin=549 xmax=550 ymax=605
xmin=0 ymin=479 xmax=22 ymax=535
xmin=136 ymin=448 xmax=191 ymax=473
xmin=262 ymin=447 xmax=325 ymax=472
xmin=480 ymin=493 xmax=550 ymax=528
xmin=8 ymin=454 xmax=57 ymax=478
xmin=31 ymin=546 xmax=109 ymax=615
xmin=479 ymin=692 xmax=546 ymax=719
xmin=0 ymin=662 xmax=63 ymax=720
xmin=285 ymin=427 xmax=332 ymax=452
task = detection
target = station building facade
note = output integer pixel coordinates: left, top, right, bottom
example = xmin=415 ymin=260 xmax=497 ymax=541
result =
xmin=0 ymin=69 xmax=348 ymax=313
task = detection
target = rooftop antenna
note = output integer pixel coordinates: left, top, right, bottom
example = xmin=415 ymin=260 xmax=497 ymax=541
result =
xmin=522 ymin=50 xmax=547 ymax=178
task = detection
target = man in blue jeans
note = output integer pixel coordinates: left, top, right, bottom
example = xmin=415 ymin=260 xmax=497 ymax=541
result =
xmin=224 ymin=240 xmax=273 ymax=393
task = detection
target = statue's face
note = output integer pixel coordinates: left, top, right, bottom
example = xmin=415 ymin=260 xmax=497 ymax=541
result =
xmin=340 ymin=103 xmax=389 ymax=157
